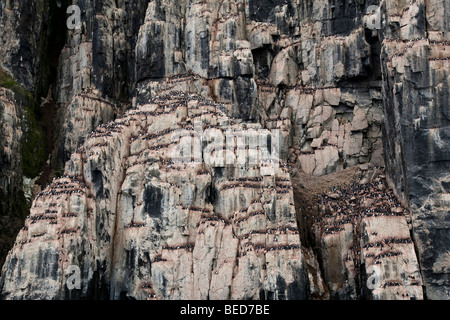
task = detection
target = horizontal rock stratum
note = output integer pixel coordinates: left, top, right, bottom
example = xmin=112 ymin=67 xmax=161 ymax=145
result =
xmin=0 ymin=92 xmax=424 ymax=300
xmin=0 ymin=0 xmax=448 ymax=300
xmin=1 ymin=92 xmax=309 ymax=300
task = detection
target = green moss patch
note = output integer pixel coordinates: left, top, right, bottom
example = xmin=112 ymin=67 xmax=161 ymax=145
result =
xmin=21 ymin=106 xmax=47 ymax=178
xmin=1 ymin=67 xmax=47 ymax=178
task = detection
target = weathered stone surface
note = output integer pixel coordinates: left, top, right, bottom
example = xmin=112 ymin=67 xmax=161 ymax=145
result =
xmin=0 ymin=88 xmax=22 ymax=196
xmin=0 ymin=88 xmax=26 ymax=268
xmin=0 ymin=0 xmax=448 ymax=300
xmin=380 ymin=1 xmax=450 ymax=300
xmin=296 ymin=166 xmax=423 ymax=300
xmin=53 ymin=0 xmax=149 ymax=167
xmin=0 ymin=93 xmax=310 ymax=300
xmin=41 ymin=0 xmax=387 ymax=179
xmin=0 ymin=0 xmax=43 ymax=92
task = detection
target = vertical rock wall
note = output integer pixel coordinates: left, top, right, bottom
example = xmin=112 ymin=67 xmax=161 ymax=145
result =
xmin=0 ymin=93 xmax=312 ymax=300
xmin=0 ymin=87 xmax=26 ymax=269
xmin=379 ymin=0 xmax=450 ymax=299
xmin=0 ymin=0 xmax=448 ymax=300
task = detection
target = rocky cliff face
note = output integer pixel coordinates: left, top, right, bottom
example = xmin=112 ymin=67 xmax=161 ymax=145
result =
xmin=379 ymin=0 xmax=450 ymax=299
xmin=0 ymin=0 xmax=448 ymax=300
xmin=1 ymin=92 xmax=312 ymax=300
xmin=0 ymin=86 xmax=26 ymax=269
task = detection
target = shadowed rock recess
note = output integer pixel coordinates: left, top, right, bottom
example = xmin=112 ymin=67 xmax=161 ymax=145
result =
xmin=0 ymin=0 xmax=448 ymax=300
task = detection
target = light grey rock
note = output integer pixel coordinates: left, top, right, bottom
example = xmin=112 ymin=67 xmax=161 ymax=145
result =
xmin=0 ymin=93 xmax=311 ymax=300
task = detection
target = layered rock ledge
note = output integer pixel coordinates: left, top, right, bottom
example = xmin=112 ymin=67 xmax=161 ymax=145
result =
xmin=0 ymin=92 xmax=312 ymax=300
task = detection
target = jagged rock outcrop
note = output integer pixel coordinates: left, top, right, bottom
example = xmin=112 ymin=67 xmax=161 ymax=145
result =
xmin=132 ymin=0 xmax=386 ymax=176
xmin=0 ymin=0 xmax=448 ymax=300
xmin=50 ymin=0 xmax=387 ymax=174
xmin=0 ymin=92 xmax=313 ymax=300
